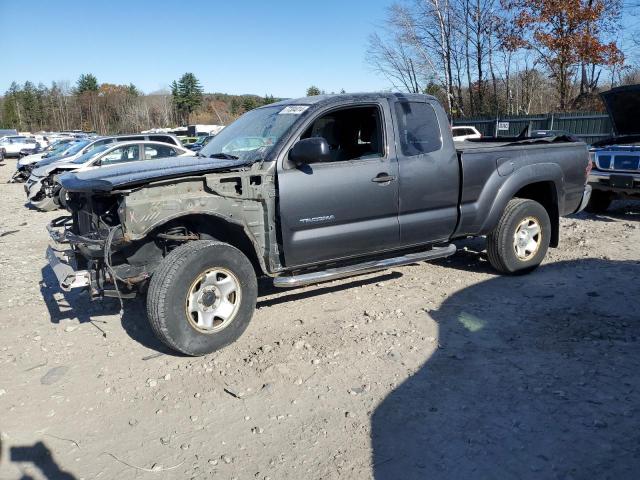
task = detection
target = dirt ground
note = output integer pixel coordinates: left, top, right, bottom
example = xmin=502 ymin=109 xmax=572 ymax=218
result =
xmin=0 ymin=156 xmax=639 ymax=480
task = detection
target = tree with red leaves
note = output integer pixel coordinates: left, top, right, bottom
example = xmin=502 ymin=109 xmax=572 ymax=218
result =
xmin=500 ymin=0 xmax=624 ymax=110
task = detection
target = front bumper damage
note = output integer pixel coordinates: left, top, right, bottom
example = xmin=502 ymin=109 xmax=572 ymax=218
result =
xmin=46 ymin=216 xmax=148 ymax=298
xmin=46 ymin=217 xmax=91 ymax=291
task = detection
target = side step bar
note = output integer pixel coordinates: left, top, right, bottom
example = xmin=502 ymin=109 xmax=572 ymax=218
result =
xmin=273 ymin=244 xmax=456 ymax=288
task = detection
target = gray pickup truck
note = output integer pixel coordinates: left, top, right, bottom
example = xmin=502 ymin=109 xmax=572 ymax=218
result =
xmin=48 ymin=93 xmax=591 ymax=355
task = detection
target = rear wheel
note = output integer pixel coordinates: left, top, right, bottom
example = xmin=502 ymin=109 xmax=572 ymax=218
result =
xmin=487 ymin=198 xmax=551 ymax=274
xmin=146 ymin=240 xmax=257 ymax=356
xmin=584 ymin=190 xmax=612 ymax=214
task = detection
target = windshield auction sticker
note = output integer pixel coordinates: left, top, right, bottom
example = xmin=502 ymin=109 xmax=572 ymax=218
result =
xmin=279 ymin=105 xmax=309 ymax=115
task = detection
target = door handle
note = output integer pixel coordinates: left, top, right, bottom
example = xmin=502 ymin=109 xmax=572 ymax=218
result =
xmin=372 ymin=173 xmax=396 ymax=183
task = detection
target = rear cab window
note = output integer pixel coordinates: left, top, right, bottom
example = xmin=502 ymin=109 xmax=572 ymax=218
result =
xmin=394 ymin=102 xmax=442 ymax=156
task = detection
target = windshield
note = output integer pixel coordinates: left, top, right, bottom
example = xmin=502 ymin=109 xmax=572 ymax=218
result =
xmin=70 ymin=144 xmax=111 ymax=164
xmin=64 ymin=140 xmax=90 ymax=156
xmin=199 ymin=105 xmax=306 ymax=161
xmin=48 ymin=143 xmax=73 ymax=155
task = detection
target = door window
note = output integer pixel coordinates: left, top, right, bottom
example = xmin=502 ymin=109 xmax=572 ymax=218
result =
xmin=101 ymin=145 xmax=140 ymax=165
xmin=300 ymin=106 xmax=384 ymax=162
xmin=395 ymin=102 xmax=442 ymax=156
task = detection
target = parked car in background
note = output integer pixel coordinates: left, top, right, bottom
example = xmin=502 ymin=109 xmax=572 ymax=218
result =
xmin=49 ymin=92 xmax=590 ymax=355
xmin=587 ymin=84 xmax=640 ymax=212
xmin=0 ymin=135 xmax=39 ymax=158
xmin=29 ymin=132 xmax=182 ymax=171
xmin=19 ymin=142 xmax=46 ymax=158
xmin=187 ymin=134 xmax=215 ymax=152
xmin=451 ymin=126 xmax=482 ymax=141
xmin=12 ymin=140 xmax=88 ymax=183
xmin=26 ymin=140 xmax=193 ymax=211
xmin=180 ymin=136 xmax=199 ymax=146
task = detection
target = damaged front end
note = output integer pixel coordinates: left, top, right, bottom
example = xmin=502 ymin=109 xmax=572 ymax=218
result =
xmin=46 ymin=192 xmax=157 ymax=299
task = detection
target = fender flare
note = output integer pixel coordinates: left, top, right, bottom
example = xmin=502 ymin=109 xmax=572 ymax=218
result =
xmin=478 ymin=163 xmax=564 ymax=235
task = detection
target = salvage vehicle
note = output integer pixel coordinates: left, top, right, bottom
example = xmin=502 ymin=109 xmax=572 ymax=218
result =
xmin=12 ymin=140 xmax=87 ymax=183
xmin=586 ymin=84 xmax=640 ymax=212
xmin=186 ymin=134 xmax=215 ymax=152
xmin=18 ymin=142 xmax=44 ymax=158
xmin=26 ymin=141 xmax=193 ymax=211
xmin=15 ymin=133 xmax=181 ymax=183
xmin=48 ymin=93 xmax=591 ymax=356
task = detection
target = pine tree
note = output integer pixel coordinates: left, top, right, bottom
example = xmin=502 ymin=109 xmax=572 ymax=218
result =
xmin=76 ymin=73 xmax=99 ymax=94
xmin=171 ymin=73 xmax=204 ymax=124
xmin=242 ymin=96 xmax=257 ymax=112
xmin=306 ymin=86 xmax=321 ymax=96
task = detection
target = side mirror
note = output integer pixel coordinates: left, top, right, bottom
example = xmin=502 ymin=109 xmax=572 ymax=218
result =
xmin=289 ymin=137 xmax=330 ymax=166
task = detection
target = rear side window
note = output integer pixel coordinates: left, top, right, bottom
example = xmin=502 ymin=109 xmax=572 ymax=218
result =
xmin=395 ymin=102 xmax=442 ymax=156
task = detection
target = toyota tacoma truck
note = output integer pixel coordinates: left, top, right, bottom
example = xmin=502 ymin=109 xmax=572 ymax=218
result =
xmin=47 ymin=93 xmax=591 ymax=355
xmin=586 ymin=84 xmax=640 ymax=212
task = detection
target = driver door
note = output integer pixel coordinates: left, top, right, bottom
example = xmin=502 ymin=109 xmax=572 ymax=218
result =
xmin=277 ymin=101 xmax=400 ymax=267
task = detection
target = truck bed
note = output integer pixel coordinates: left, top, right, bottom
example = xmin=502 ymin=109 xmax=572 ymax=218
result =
xmin=453 ymin=138 xmax=589 ymax=238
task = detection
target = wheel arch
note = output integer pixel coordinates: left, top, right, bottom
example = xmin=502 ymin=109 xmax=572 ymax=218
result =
xmin=136 ymin=212 xmax=269 ymax=276
xmin=479 ymin=163 xmax=563 ymax=247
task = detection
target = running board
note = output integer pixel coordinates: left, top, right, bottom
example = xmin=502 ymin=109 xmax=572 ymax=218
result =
xmin=273 ymin=244 xmax=456 ymax=288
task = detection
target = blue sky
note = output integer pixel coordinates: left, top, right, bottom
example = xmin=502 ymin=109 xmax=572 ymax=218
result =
xmin=0 ymin=0 xmax=391 ymax=97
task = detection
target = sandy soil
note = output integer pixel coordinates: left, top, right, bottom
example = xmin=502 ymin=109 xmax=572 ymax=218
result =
xmin=0 ymin=157 xmax=639 ymax=480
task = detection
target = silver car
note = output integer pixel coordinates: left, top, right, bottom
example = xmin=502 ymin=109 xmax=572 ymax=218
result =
xmin=26 ymin=140 xmax=194 ymax=211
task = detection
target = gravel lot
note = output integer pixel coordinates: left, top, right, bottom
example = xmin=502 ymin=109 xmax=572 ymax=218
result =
xmin=0 ymin=157 xmax=639 ymax=480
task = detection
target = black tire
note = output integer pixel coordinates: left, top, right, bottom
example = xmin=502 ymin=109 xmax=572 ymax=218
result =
xmin=487 ymin=198 xmax=551 ymax=274
xmin=146 ymin=240 xmax=257 ymax=356
xmin=584 ymin=190 xmax=612 ymax=214
xmin=57 ymin=187 xmax=68 ymax=209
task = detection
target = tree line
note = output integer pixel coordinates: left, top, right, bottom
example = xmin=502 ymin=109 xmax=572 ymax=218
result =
xmin=367 ymin=0 xmax=639 ymax=117
xmin=0 ymin=73 xmax=279 ymax=134
xmin=3 ymin=0 xmax=638 ymax=132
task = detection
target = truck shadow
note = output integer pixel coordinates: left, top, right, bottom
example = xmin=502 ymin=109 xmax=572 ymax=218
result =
xmin=371 ymin=258 xmax=640 ymax=479
xmin=40 ymin=266 xmax=176 ymax=355
xmin=9 ymin=441 xmax=77 ymax=479
xmin=581 ymin=200 xmax=640 ymax=222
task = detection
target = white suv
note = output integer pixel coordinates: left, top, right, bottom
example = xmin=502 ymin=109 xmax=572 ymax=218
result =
xmin=0 ymin=136 xmax=39 ymax=157
xmin=451 ymin=126 xmax=482 ymax=141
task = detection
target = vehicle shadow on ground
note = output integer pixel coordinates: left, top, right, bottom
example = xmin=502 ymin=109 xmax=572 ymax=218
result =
xmin=8 ymin=441 xmax=77 ymax=479
xmin=371 ymin=258 xmax=640 ymax=479
xmin=430 ymin=237 xmax=495 ymax=274
xmin=40 ymin=266 xmax=176 ymax=355
xmin=582 ymin=200 xmax=640 ymax=222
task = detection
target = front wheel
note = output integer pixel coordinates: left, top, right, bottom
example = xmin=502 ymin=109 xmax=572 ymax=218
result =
xmin=146 ymin=240 xmax=257 ymax=356
xmin=487 ymin=198 xmax=551 ymax=274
